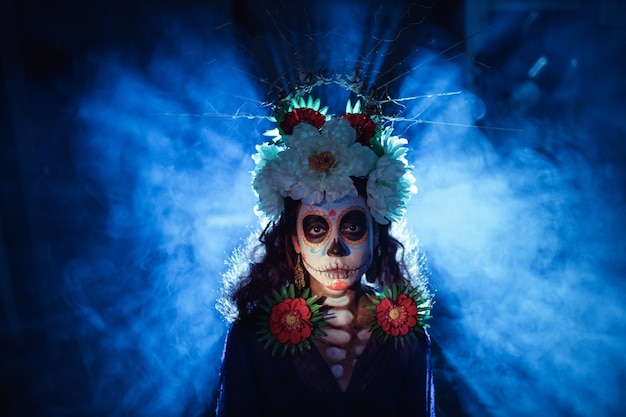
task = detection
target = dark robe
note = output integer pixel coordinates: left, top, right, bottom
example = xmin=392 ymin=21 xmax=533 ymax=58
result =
xmin=217 ymin=320 xmax=435 ymax=417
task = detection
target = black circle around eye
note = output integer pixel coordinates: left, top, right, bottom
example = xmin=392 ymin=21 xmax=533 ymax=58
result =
xmin=302 ymin=215 xmax=329 ymax=243
xmin=340 ymin=210 xmax=367 ymax=241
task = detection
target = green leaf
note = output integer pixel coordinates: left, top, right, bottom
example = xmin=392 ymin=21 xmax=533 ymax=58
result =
xmin=258 ymin=333 xmax=272 ymax=342
xmin=287 ymin=284 xmax=295 ymax=299
xmin=306 ymin=297 xmax=318 ymax=306
xmin=262 ymin=128 xmax=280 ymax=137
xmin=383 ymin=287 xmax=391 ymax=299
xmin=367 ymin=294 xmax=381 ymax=305
xmin=314 ymin=328 xmax=327 ymax=337
xmin=368 ymin=137 xmax=385 ymax=157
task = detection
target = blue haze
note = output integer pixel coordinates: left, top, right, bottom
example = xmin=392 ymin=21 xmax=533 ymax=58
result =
xmin=2 ymin=1 xmax=625 ymax=417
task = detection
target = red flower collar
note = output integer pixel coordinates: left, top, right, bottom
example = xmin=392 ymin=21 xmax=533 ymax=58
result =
xmin=256 ymin=284 xmax=326 ymax=356
xmin=256 ymin=283 xmax=430 ymax=354
xmin=367 ymin=283 xmax=431 ymax=348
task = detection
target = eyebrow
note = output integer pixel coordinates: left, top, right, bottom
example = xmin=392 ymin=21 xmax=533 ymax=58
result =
xmin=302 ymin=214 xmax=327 ymax=227
xmin=302 ymin=205 xmax=365 ymax=219
xmin=341 ymin=209 xmax=366 ymax=223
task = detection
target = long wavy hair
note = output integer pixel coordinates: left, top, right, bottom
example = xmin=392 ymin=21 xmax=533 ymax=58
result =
xmin=217 ymin=185 xmax=427 ymax=324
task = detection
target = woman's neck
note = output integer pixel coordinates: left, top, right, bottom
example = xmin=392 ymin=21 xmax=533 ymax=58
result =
xmin=309 ymin=280 xmax=372 ymax=391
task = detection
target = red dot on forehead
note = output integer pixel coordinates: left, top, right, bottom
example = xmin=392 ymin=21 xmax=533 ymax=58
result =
xmin=328 ymin=208 xmax=337 ymax=218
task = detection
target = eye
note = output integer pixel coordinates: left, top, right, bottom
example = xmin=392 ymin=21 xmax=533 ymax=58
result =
xmin=340 ymin=210 xmax=367 ymax=242
xmin=302 ymin=215 xmax=329 ymax=243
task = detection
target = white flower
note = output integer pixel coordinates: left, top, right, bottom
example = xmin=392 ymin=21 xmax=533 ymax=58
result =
xmin=252 ymin=143 xmax=284 ymax=221
xmin=366 ymin=136 xmax=417 ymax=224
xmin=253 ymin=101 xmax=417 ymax=225
xmin=272 ymin=119 xmax=377 ymax=205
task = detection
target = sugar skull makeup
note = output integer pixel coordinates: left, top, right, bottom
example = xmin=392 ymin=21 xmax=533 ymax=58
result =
xmin=292 ymin=195 xmax=374 ymax=294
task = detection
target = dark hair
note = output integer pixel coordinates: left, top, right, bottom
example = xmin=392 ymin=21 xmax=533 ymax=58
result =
xmin=230 ymin=193 xmax=412 ymax=324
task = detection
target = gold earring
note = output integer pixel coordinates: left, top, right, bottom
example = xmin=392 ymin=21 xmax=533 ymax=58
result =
xmin=294 ymin=254 xmax=305 ymax=290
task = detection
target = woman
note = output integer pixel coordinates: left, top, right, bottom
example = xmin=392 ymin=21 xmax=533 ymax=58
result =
xmin=216 ymin=94 xmax=435 ymax=416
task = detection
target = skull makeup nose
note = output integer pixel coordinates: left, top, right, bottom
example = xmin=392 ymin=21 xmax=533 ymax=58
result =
xmin=327 ymin=238 xmax=348 ymax=257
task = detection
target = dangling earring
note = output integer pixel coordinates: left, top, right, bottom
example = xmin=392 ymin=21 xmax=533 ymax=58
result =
xmin=294 ymin=254 xmax=306 ymax=290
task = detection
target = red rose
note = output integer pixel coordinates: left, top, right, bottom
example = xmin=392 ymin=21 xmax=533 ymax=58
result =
xmin=269 ymin=298 xmax=313 ymax=344
xmin=342 ymin=113 xmax=376 ymax=146
xmin=375 ymin=294 xmax=419 ymax=337
xmin=280 ymin=108 xmax=326 ymax=134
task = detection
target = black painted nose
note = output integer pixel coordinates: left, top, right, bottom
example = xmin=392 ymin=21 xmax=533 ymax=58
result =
xmin=327 ymin=238 xmax=347 ymax=257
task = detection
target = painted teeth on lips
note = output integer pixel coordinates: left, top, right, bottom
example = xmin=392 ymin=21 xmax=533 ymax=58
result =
xmin=327 ymin=279 xmax=350 ymax=291
xmin=325 ymin=269 xmax=348 ymax=279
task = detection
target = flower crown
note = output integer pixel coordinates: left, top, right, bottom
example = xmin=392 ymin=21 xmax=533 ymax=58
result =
xmin=252 ymin=95 xmax=417 ymax=224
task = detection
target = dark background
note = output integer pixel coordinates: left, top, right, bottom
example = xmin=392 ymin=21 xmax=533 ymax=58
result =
xmin=2 ymin=0 xmax=625 ymax=416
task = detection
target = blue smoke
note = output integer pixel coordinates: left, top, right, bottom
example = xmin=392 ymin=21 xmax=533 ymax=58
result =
xmin=399 ymin=12 xmax=626 ymax=417
xmin=4 ymin=1 xmax=625 ymax=417
xmin=65 ymin=14 xmax=265 ymax=417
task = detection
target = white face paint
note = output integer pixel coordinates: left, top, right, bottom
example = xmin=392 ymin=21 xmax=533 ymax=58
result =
xmin=292 ymin=195 xmax=374 ymax=295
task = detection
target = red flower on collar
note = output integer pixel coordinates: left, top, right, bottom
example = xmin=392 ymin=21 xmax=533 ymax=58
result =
xmin=269 ymin=298 xmax=313 ymax=344
xmin=376 ymin=293 xmax=418 ymax=337
xmin=367 ymin=284 xmax=431 ymax=348
xmin=256 ymin=284 xmax=326 ymax=356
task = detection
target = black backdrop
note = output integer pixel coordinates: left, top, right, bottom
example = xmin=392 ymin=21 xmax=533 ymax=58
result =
xmin=2 ymin=1 xmax=625 ymax=416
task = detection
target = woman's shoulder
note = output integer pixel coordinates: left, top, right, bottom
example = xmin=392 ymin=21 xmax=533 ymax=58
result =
xmin=228 ymin=317 xmax=260 ymax=339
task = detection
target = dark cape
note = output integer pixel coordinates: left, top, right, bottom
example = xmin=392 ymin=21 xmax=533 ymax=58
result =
xmin=217 ymin=320 xmax=435 ymax=417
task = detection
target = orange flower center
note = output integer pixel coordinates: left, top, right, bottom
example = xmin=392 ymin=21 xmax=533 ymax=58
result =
xmin=284 ymin=312 xmax=298 ymax=326
xmin=309 ymin=151 xmax=335 ymax=171
xmin=388 ymin=307 xmax=401 ymax=320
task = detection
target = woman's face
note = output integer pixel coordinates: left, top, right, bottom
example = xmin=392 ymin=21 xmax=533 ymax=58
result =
xmin=292 ymin=195 xmax=374 ymax=295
